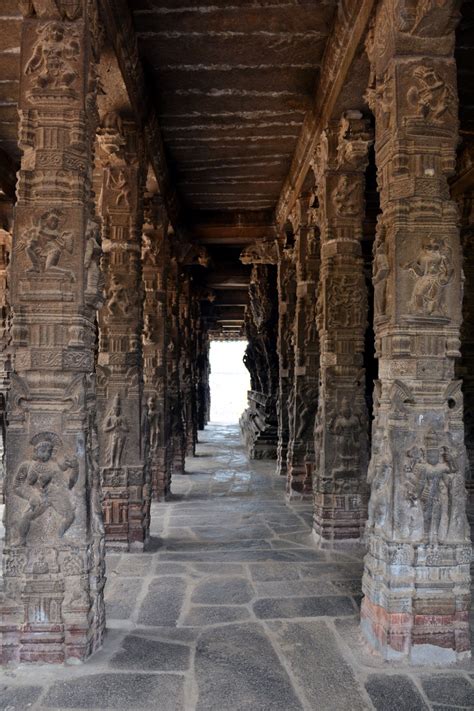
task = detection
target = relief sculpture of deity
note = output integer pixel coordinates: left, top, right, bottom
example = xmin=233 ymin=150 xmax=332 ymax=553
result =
xmin=17 ymin=209 xmax=75 ymax=281
xmin=25 ymin=21 xmax=80 ymax=94
xmin=330 ymin=397 xmax=363 ymax=477
xmin=104 ymin=394 xmax=129 ymax=468
xmin=402 ymin=236 xmax=453 ymax=316
xmin=13 ymin=432 xmax=79 ymax=545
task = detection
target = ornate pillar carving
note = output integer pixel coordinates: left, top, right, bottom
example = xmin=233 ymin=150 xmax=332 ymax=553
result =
xmin=361 ymin=0 xmax=471 ymax=662
xmin=240 ymin=241 xmax=279 ymax=459
xmin=286 ymin=196 xmax=320 ymax=498
xmin=142 ymin=192 xmax=170 ymax=500
xmin=312 ymin=111 xmax=373 ymax=542
xmin=0 ymin=227 xmax=11 ymax=502
xmin=276 ymin=242 xmax=296 ymax=477
xmin=167 ymin=252 xmax=186 ymax=475
xmin=1 ymin=1 xmax=105 ymax=663
xmin=451 ymin=142 xmax=474 ymax=520
xmin=96 ymin=112 xmax=150 ymax=550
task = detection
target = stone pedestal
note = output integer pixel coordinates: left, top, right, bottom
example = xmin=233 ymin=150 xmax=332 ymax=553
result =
xmin=361 ymin=0 xmax=471 ymax=662
xmin=312 ymin=112 xmax=373 ymax=543
xmin=96 ymin=113 xmax=149 ymax=550
xmin=1 ymin=5 xmax=105 ymax=663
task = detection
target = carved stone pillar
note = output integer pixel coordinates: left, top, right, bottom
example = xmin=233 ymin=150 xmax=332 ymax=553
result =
xmin=312 ymin=112 xmax=373 ymax=543
xmin=240 ymin=242 xmax=279 ymax=459
xmin=96 ymin=113 xmax=149 ymax=550
xmin=1 ymin=2 xmax=105 ymax=663
xmin=196 ymin=320 xmax=210 ymax=430
xmin=361 ymin=1 xmax=471 ymax=662
xmin=142 ymin=192 xmax=170 ymax=500
xmin=167 ymin=253 xmax=186 ymax=475
xmin=276 ymin=244 xmax=296 ymax=477
xmin=0 ymin=227 xmax=11 ymax=502
xmin=452 ymin=142 xmax=474 ymax=520
xmin=286 ymin=196 xmax=320 ymax=498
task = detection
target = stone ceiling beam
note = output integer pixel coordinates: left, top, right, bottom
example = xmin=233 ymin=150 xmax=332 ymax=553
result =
xmin=275 ymin=0 xmax=376 ymax=228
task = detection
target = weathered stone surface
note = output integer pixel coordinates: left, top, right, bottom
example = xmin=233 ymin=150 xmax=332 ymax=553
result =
xmin=253 ymin=595 xmax=356 ymax=619
xmin=195 ymin=624 xmax=304 ymax=711
xmin=138 ymin=577 xmax=186 ymax=626
xmin=43 ymin=673 xmax=185 ymax=710
xmin=365 ymin=674 xmax=429 ymax=711
xmin=421 ymin=675 xmax=474 ymax=708
xmin=191 ymin=577 xmax=254 ymax=605
xmin=268 ymin=620 xmax=368 ymax=711
xmin=110 ymin=634 xmax=190 ymax=671
xmin=183 ymin=605 xmax=251 ymax=626
xmin=0 ymin=685 xmax=43 ymax=708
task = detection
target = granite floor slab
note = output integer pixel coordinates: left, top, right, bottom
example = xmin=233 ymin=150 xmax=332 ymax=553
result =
xmin=1 ymin=423 xmax=473 ymax=710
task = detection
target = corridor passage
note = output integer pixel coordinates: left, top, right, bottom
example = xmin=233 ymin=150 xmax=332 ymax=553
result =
xmin=2 ymin=425 xmax=474 ymax=710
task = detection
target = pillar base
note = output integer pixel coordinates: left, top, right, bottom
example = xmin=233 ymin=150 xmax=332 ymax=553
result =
xmin=313 ymin=492 xmax=367 ymax=543
xmin=361 ymin=597 xmax=471 ymax=664
xmin=361 ymin=536 xmax=472 ymax=664
xmin=311 ymin=528 xmax=365 ymax=551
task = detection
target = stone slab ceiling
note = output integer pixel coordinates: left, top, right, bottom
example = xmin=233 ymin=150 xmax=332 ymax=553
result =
xmin=130 ymin=0 xmax=338 ymax=215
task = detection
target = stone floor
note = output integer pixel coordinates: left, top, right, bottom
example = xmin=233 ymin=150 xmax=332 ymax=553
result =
xmin=1 ymin=423 xmax=474 ymax=710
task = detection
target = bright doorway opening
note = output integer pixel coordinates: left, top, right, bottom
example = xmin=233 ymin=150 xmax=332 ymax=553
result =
xmin=209 ymin=340 xmax=250 ymax=424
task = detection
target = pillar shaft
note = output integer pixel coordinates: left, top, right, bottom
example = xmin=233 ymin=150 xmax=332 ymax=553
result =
xmin=312 ymin=112 xmax=373 ymax=543
xmin=276 ymin=246 xmax=296 ymax=476
xmin=1 ymin=4 xmax=105 ymax=663
xmin=96 ymin=113 xmax=149 ymax=550
xmin=142 ymin=193 xmax=170 ymax=500
xmin=286 ymin=196 xmax=320 ymax=498
xmin=167 ymin=255 xmax=186 ymax=475
xmin=361 ymin=0 xmax=471 ymax=662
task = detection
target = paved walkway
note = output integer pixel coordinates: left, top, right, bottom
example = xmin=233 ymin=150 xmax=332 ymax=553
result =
xmin=1 ymin=423 xmax=474 ymax=710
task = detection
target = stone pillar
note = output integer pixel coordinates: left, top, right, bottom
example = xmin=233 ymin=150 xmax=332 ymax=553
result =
xmin=0 ymin=227 xmax=11 ymax=502
xmin=452 ymin=142 xmax=474 ymax=519
xmin=311 ymin=112 xmax=373 ymax=544
xmin=96 ymin=112 xmax=150 ymax=550
xmin=196 ymin=321 xmax=210 ymax=430
xmin=240 ymin=243 xmax=279 ymax=459
xmin=286 ymin=196 xmax=320 ymax=498
xmin=361 ymin=0 xmax=472 ymax=662
xmin=142 ymin=192 xmax=170 ymax=500
xmin=167 ymin=253 xmax=186 ymax=475
xmin=276 ymin=243 xmax=296 ymax=477
xmin=1 ymin=2 xmax=105 ymax=663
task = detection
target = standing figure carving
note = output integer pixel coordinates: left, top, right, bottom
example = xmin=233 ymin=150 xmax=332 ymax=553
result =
xmin=402 ymin=236 xmax=453 ymax=316
xmin=373 ymin=226 xmax=390 ymax=318
xmin=13 ymin=432 xmax=79 ymax=545
xmin=330 ymin=397 xmax=363 ymax=476
xmin=104 ymin=394 xmax=129 ymax=468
